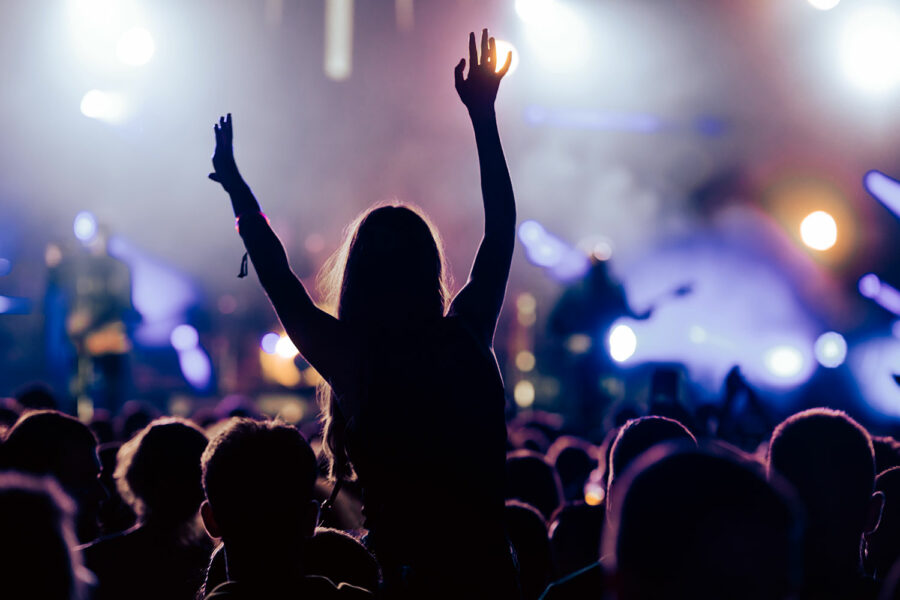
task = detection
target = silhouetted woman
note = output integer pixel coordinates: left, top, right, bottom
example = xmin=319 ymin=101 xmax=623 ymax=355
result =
xmin=209 ymin=29 xmax=517 ymax=599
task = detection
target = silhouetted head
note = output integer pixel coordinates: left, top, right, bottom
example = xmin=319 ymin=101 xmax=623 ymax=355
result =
xmin=549 ymin=501 xmax=605 ymax=578
xmin=767 ymin=408 xmax=880 ymax=583
xmin=316 ymin=203 xmax=450 ymax=481
xmin=116 ymin=417 xmax=208 ymax=525
xmin=546 ymin=436 xmax=599 ymax=502
xmin=3 ymin=410 xmax=104 ymax=543
xmin=607 ymin=416 xmax=697 ymax=492
xmin=874 ymin=436 xmax=900 ymax=474
xmin=605 ymin=444 xmax=802 ymax=600
xmin=866 ymin=467 xmax=900 ymax=581
xmin=505 ymin=449 xmax=563 ymax=521
xmin=306 ymin=528 xmax=381 ymax=592
xmin=320 ymin=203 xmax=450 ymax=330
xmin=14 ymin=382 xmax=58 ymax=411
xmin=505 ymin=500 xmax=553 ymax=600
xmin=200 ymin=419 xmax=318 ymax=563
xmin=0 ymin=472 xmax=87 ymax=600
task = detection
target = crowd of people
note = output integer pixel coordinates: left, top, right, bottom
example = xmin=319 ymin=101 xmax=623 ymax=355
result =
xmin=5 ymin=27 xmax=900 ymax=600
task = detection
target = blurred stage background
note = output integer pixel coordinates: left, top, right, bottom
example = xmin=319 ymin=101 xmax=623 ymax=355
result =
xmin=4 ymin=0 xmax=900 ymax=428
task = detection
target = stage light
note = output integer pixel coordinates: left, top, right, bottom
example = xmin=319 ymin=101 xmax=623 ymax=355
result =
xmin=514 ymin=380 xmax=536 ymax=408
xmin=116 ymin=27 xmax=155 ymax=66
xmin=261 ymin=332 xmax=281 ymax=354
xmin=800 ymin=211 xmax=837 ymax=251
xmin=839 ymin=5 xmax=900 ymax=95
xmin=608 ymin=324 xmax=637 ymax=363
xmin=515 ymin=0 xmax=556 ymax=24
xmin=0 ymin=296 xmax=10 ymax=314
xmin=515 ymin=350 xmax=536 ymax=372
xmin=764 ymin=345 xmax=805 ymax=379
xmin=275 ymin=334 xmax=299 ymax=359
xmin=0 ymin=258 xmax=9 ymax=276
xmin=808 ymin=0 xmax=839 ymax=10
xmin=73 ymin=211 xmax=98 ymax=242
xmin=170 ymin=324 xmax=199 ymax=351
xmin=865 ymin=170 xmax=900 ymax=217
xmin=324 ymin=0 xmax=353 ymax=81
xmin=516 ymin=293 xmax=537 ymax=315
xmin=492 ymin=40 xmax=519 ymax=76
xmin=178 ymin=347 xmax=212 ymax=390
xmin=814 ymin=332 xmax=847 ymax=368
xmin=860 ymin=273 xmax=881 ymax=298
xmin=80 ymin=90 xmax=126 ymax=122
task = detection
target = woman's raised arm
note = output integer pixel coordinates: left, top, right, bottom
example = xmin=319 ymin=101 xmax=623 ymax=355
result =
xmin=209 ymin=114 xmax=346 ymax=383
xmin=448 ymin=30 xmax=516 ymax=347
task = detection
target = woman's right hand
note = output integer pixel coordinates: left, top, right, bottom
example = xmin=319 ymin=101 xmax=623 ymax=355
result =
xmin=454 ymin=29 xmax=512 ymax=120
xmin=208 ymin=113 xmax=242 ymax=192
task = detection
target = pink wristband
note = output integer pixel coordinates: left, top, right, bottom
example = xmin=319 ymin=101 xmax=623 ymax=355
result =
xmin=235 ymin=211 xmax=269 ymax=232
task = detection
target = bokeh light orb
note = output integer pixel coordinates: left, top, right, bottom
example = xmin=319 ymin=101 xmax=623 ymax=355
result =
xmin=73 ymin=211 xmax=98 ymax=242
xmin=116 ymin=27 xmax=155 ymax=66
xmin=515 ymin=0 xmax=556 ymax=23
xmin=514 ymin=380 xmax=536 ymax=408
xmin=170 ymin=324 xmax=199 ymax=351
xmin=859 ymin=273 xmax=881 ymax=298
xmin=800 ymin=211 xmax=837 ymax=251
xmin=275 ymin=334 xmax=299 ymax=359
xmin=840 ymin=6 xmax=900 ymax=95
xmin=80 ymin=89 xmax=126 ymax=122
xmin=808 ymin=0 xmax=839 ymax=10
xmin=814 ymin=331 xmax=847 ymax=368
xmin=764 ymin=345 xmax=805 ymax=379
xmin=608 ymin=324 xmax=637 ymax=363
xmin=261 ymin=332 xmax=281 ymax=354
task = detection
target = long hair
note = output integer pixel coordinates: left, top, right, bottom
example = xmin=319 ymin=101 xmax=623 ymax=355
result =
xmin=316 ymin=203 xmax=451 ymax=480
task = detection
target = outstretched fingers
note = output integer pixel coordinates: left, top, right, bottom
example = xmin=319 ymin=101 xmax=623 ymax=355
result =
xmin=497 ymin=51 xmax=512 ymax=77
xmin=455 ymin=59 xmax=466 ymax=89
xmin=468 ymin=32 xmax=477 ymax=71
xmin=480 ymin=29 xmax=489 ymax=67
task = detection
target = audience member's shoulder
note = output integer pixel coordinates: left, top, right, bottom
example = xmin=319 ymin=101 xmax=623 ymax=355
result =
xmin=204 ymin=576 xmax=373 ymax=599
xmin=539 ymin=562 xmax=604 ymax=600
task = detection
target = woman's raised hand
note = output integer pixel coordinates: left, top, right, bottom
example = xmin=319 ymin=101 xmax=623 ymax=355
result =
xmin=454 ymin=29 xmax=512 ymax=119
xmin=208 ymin=113 xmax=242 ymax=192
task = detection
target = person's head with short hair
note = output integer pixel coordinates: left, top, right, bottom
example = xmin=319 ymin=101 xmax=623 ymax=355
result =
xmin=3 ymin=410 xmax=104 ymax=542
xmin=767 ymin=408 xmax=882 ymax=588
xmin=605 ymin=444 xmax=802 ymax=600
xmin=115 ymin=417 xmax=208 ymax=525
xmin=607 ymin=416 xmax=697 ymax=507
xmin=0 ymin=472 xmax=87 ymax=600
xmin=546 ymin=436 xmax=599 ymax=502
xmin=200 ymin=418 xmax=319 ymax=581
xmin=549 ymin=501 xmax=605 ymax=578
xmin=306 ymin=528 xmax=381 ymax=593
xmin=505 ymin=449 xmax=563 ymax=521
xmin=505 ymin=500 xmax=552 ymax=600
xmin=866 ymin=467 xmax=900 ymax=582
xmin=14 ymin=382 xmax=58 ymax=411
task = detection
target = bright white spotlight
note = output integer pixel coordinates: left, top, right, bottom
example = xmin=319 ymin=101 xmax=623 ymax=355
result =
xmin=73 ymin=211 xmax=98 ymax=242
xmin=515 ymin=0 xmax=556 ymax=23
xmin=492 ymin=39 xmax=519 ymax=76
xmin=808 ymin=0 xmax=839 ymax=10
xmin=839 ymin=5 xmax=900 ymax=95
xmin=275 ymin=335 xmax=300 ymax=359
xmin=764 ymin=345 xmax=805 ymax=379
xmin=815 ymin=332 xmax=847 ymax=368
xmin=80 ymin=89 xmax=126 ymax=122
xmin=800 ymin=211 xmax=837 ymax=251
xmin=116 ymin=27 xmax=155 ymax=66
xmin=170 ymin=324 xmax=199 ymax=351
xmin=608 ymin=324 xmax=637 ymax=363
xmin=261 ymin=332 xmax=281 ymax=354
